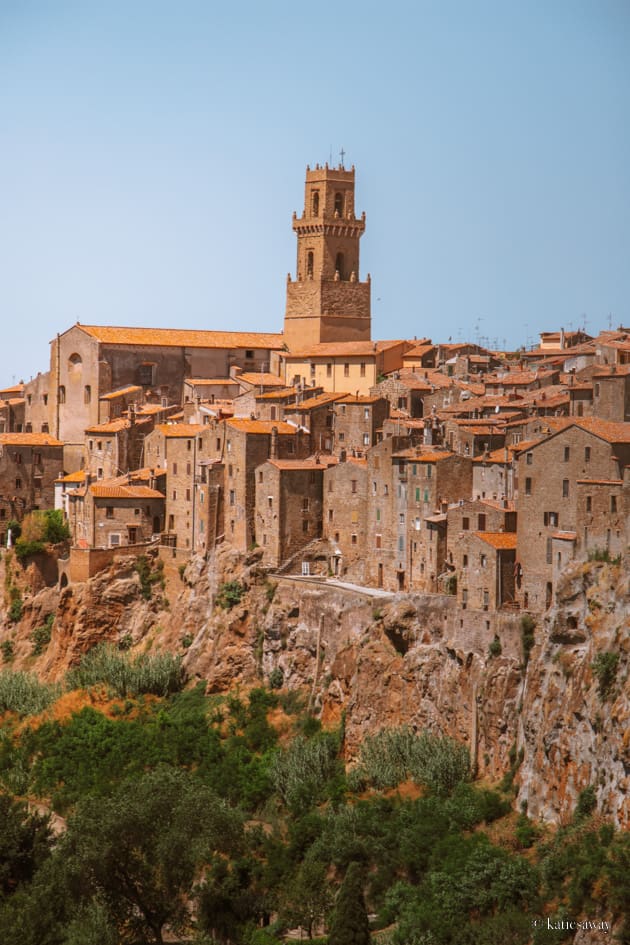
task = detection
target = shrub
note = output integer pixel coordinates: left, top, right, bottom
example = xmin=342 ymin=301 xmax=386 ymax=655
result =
xmin=268 ymin=667 xmax=284 ymax=689
xmin=66 ymin=643 xmax=186 ymax=697
xmin=269 ymin=730 xmax=342 ymax=812
xmin=488 ymin=635 xmax=502 ymax=658
xmin=1 ymin=639 xmax=15 ymax=663
xmin=591 ymin=652 xmax=619 ymax=701
xmin=521 ymin=615 xmax=536 ymax=665
xmin=0 ymin=669 xmax=60 ymax=715
xmin=14 ymin=540 xmax=46 ymax=561
xmin=8 ymin=592 xmax=23 ymax=623
xmin=216 ymin=580 xmax=246 ymax=610
xmin=355 ymin=727 xmax=471 ymax=796
xmin=135 ymin=555 xmax=163 ymax=599
xmin=30 ymin=618 xmax=53 ymax=655
xmin=574 ymin=786 xmax=597 ymax=820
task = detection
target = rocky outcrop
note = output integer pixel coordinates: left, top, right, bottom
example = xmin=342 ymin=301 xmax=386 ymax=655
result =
xmin=517 ymin=559 xmax=629 ymax=828
xmin=1 ymin=543 xmax=627 ymax=827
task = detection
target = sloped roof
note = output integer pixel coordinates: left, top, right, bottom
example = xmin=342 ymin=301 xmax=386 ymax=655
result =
xmin=90 ymin=484 xmax=165 ymax=500
xmin=0 ymin=433 xmax=62 ymax=447
xmin=76 ymin=323 xmax=284 ymax=349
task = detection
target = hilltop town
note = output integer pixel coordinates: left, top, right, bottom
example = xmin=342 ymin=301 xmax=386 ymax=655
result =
xmin=0 ymin=164 xmax=628 ymax=618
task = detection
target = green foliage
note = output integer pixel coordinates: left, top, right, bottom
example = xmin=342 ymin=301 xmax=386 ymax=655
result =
xmin=354 ymin=726 xmax=471 ymax=796
xmin=216 ymin=579 xmax=246 ymax=609
xmin=30 ymin=614 xmax=54 ymax=656
xmin=65 ymin=643 xmax=185 ymax=698
xmin=61 ymin=766 xmax=242 ymax=944
xmin=8 ymin=590 xmax=22 ymax=623
xmin=328 ymin=862 xmax=370 ymax=945
xmin=445 ymin=574 xmax=457 ymax=595
xmin=14 ymin=540 xmax=46 ymax=561
xmin=41 ymin=509 xmax=70 ymax=544
xmin=591 ymin=651 xmax=619 ymax=701
xmin=488 ymin=635 xmax=502 ymax=658
xmin=587 ymin=547 xmax=620 ymax=564
xmin=574 ymin=785 xmax=596 ymax=820
xmin=14 ymin=510 xmax=69 ymax=560
xmin=521 ymin=614 xmax=536 ymax=665
xmin=0 ymin=639 xmax=14 ymax=664
xmin=270 ymin=729 xmax=343 ymax=813
xmin=135 ymin=554 xmax=163 ymax=599
xmin=268 ymin=667 xmax=284 ymax=689
xmin=0 ymin=670 xmax=60 ymax=716
xmin=0 ymin=794 xmax=53 ymax=897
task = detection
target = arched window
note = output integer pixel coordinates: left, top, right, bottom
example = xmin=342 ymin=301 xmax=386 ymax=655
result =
xmin=68 ymin=352 xmax=82 ymax=370
xmin=311 ymin=191 xmax=319 ymax=216
xmin=335 ymin=252 xmax=344 ymax=279
xmin=334 ymin=192 xmax=344 ymax=216
xmin=58 ymin=385 xmax=66 ymax=404
xmin=307 ymin=251 xmax=314 ymax=278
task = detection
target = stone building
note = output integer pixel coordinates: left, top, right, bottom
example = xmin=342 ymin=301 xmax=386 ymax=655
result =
xmin=515 ymin=420 xmax=630 ymax=611
xmin=0 ymin=433 xmax=64 ymax=527
xmin=84 ymin=413 xmax=153 ymax=481
xmin=67 ymin=470 xmax=165 ymax=549
xmin=283 ymin=339 xmax=408 ymax=397
xmin=333 ymin=394 xmax=389 ymax=456
xmin=322 ymin=455 xmax=368 ymax=579
xmin=592 ymin=366 xmax=630 ymax=422
xmin=25 ymin=323 xmax=284 ymax=471
xmin=255 ymin=458 xmax=330 ymax=568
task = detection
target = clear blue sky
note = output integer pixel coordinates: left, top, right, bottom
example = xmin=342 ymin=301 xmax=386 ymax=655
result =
xmin=1 ymin=0 xmax=629 ymax=385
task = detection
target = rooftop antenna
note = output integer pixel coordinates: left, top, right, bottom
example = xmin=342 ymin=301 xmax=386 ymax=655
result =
xmin=329 ymin=144 xmax=333 ymax=165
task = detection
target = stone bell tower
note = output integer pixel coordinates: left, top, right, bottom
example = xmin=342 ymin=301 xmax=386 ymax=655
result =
xmin=283 ymin=163 xmax=371 ymax=351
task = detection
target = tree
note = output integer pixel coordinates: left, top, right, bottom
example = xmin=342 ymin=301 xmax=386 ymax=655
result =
xmin=328 ymin=861 xmax=370 ymax=945
xmin=61 ymin=766 xmax=242 ymax=945
xmin=0 ymin=794 xmax=53 ymax=898
xmin=280 ymin=859 xmax=333 ymax=939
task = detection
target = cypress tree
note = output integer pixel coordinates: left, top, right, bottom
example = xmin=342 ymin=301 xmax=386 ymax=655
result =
xmin=328 ymin=861 xmax=370 ymax=945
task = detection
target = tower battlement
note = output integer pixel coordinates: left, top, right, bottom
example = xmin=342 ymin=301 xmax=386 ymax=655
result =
xmin=283 ymin=164 xmax=371 ymax=350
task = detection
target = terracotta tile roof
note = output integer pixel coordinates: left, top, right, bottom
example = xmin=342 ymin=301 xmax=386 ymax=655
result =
xmin=184 ymin=377 xmax=235 ymax=385
xmin=476 ymin=531 xmax=518 ymax=550
xmin=226 ymin=418 xmax=297 ymax=435
xmin=2 ymin=398 xmax=26 ymax=407
xmin=286 ymin=339 xmax=405 ymax=358
xmin=256 ymin=387 xmax=298 ymax=401
xmin=0 ymin=384 xmax=25 ymax=397
xmin=85 ymin=417 xmax=151 ymax=434
xmin=154 ymin=423 xmax=203 ymax=437
xmin=474 ymin=440 xmax=542 ymax=464
xmin=392 ymin=449 xmax=452 ymax=462
xmin=571 ymin=418 xmax=630 ymax=443
xmin=289 ymin=392 xmax=344 ymax=409
xmin=100 ymin=385 xmax=142 ymax=400
xmin=592 ymin=365 xmax=630 ymax=377
xmin=552 ymin=531 xmax=577 ymax=541
xmin=238 ymin=372 xmax=287 ymax=387
xmin=91 ymin=484 xmax=165 ymax=499
xmin=56 ymin=470 xmax=86 ymax=483
xmin=267 ymin=459 xmax=329 ymax=470
xmin=0 ymin=433 xmax=62 ymax=447
xmin=336 ymin=394 xmax=383 ymax=405
xmin=402 ymin=342 xmax=435 ymax=358
xmin=77 ymin=323 xmax=284 ymax=349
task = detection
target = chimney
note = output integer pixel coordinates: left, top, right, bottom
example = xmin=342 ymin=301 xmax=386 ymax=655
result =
xmin=270 ymin=425 xmax=278 ymax=460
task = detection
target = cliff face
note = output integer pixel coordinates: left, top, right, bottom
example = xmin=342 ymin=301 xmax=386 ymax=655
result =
xmin=1 ymin=545 xmax=627 ymax=827
xmin=517 ymin=559 xmax=629 ymax=829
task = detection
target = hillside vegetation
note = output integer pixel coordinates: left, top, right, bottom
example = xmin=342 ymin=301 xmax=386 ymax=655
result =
xmin=0 ymin=647 xmax=628 ymax=945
